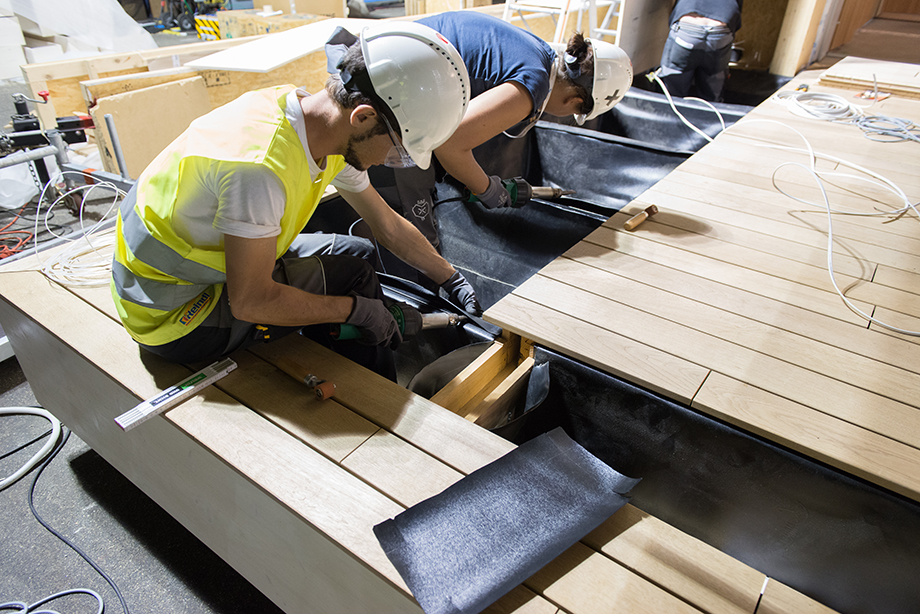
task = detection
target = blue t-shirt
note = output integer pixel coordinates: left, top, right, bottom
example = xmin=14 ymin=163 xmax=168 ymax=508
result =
xmin=418 ymin=12 xmax=555 ymax=122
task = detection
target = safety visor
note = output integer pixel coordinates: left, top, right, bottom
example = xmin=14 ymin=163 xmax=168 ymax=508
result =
xmin=379 ymin=112 xmax=415 ymax=168
xmin=567 ymin=41 xmax=596 ymax=126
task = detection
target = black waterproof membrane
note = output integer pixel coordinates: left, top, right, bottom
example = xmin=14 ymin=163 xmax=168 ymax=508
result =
xmin=373 ymin=427 xmax=639 ymax=614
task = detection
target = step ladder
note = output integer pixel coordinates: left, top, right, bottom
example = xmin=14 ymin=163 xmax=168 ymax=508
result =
xmin=501 ymin=0 xmax=624 ymax=45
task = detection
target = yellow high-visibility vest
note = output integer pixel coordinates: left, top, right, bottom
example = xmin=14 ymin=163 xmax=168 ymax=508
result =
xmin=111 ymin=85 xmax=346 ymax=346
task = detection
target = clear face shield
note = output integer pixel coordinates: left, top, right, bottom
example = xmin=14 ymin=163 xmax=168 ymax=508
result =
xmin=380 ymin=112 xmax=416 ymax=168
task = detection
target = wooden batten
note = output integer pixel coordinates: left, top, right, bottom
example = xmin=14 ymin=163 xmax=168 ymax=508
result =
xmin=20 ymin=36 xmax=261 ymax=127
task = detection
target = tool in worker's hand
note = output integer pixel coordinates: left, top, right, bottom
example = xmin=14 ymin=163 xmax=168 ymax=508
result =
xmin=623 ymin=204 xmax=659 ymax=231
xmin=334 ymin=302 xmax=465 ymax=343
xmin=115 ymin=358 xmax=237 ymax=431
xmin=465 ymin=177 xmax=575 ymax=208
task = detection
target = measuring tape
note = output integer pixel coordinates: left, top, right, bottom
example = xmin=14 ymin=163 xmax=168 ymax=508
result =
xmin=115 ymin=358 xmax=237 ymax=431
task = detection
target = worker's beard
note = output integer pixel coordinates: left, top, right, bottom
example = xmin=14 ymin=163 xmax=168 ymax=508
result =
xmin=343 ymin=118 xmax=389 ymax=171
xmin=342 ymin=136 xmax=368 ymax=171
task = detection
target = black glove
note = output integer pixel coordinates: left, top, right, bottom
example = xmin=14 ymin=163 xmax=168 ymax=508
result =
xmin=346 ymin=296 xmax=402 ymax=349
xmin=394 ymin=301 xmax=424 ymax=339
xmin=476 ymin=175 xmax=511 ymax=209
xmin=441 ymin=270 xmax=482 ymax=316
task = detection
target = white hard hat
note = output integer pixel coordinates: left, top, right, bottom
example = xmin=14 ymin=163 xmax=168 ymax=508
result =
xmin=575 ymin=39 xmax=633 ymax=125
xmin=360 ymin=22 xmax=470 ymax=169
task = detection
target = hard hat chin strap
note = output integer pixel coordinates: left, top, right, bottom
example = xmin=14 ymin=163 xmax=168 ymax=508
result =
xmin=338 ymin=65 xmax=403 ymax=138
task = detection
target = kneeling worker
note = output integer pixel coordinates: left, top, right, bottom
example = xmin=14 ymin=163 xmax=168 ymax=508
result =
xmin=110 ymin=22 xmax=477 ymax=375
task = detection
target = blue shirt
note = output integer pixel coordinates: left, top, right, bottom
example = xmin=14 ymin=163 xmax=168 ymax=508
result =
xmin=418 ymin=12 xmax=556 ymax=122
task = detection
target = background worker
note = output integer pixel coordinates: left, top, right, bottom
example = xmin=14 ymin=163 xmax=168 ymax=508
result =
xmin=657 ymin=0 xmax=743 ymax=101
xmin=329 ymin=11 xmax=632 ymax=251
xmin=110 ymin=22 xmax=477 ymax=378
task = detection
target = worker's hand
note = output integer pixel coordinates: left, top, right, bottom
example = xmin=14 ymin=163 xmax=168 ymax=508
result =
xmin=346 ymin=296 xmax=402 ymax=349
xmin=395 ymin=301 xmax=424 ymax=340
xmin=476 ymin=175 xmax=511 ymax=209
xmin=441 ymin=270 xmax=482 ymax=316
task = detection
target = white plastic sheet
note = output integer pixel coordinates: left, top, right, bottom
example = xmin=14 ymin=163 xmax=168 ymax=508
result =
xmin=11 ymin=0 xmax=156 ymax=53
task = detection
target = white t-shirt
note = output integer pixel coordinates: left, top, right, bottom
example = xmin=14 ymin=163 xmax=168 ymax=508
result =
xmin=171 ymin=88 xmax=370 ymax=249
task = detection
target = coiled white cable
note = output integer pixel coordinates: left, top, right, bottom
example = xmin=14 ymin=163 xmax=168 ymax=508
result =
xmin=0 ymin=407 xmax=62 ymax=491
xmin=32 ymin=171 xmax=124 ymax=287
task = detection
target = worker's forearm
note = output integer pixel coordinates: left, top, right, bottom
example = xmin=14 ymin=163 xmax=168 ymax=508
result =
xmin=376 ymin=216 xmax=455 ymax=285
xmin=229 ymin=283 xmax=354 ymax=327
xmin=435 ymin=147 xmax=490 ymax=195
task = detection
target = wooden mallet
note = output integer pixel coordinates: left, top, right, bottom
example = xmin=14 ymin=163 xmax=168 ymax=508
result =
xmin=623 ymin=204 xmax=658 ymax=231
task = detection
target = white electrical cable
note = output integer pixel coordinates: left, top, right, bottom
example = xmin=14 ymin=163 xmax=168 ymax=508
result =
xmin=648 ymin=71 xmax=722 ymax=143
xmin=0 ymin=407 xmax=62 ymax=491
xmin=0 ymin=589 xmax=104 ymax=614
xmin=649 ymin=73 xmax=920 ymax=336
xmin=32 ymin=170 xmax=124 ymax=287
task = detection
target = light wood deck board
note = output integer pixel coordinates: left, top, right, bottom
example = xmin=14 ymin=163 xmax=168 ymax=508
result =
xmin=563 ymin=241 xmax=920 ymax=372
xmin=0 ymin=270 xmax=417 ymax=611
xmin=652 ymin=169 xmax=920 ymax=246
xmin=693 ymin=372 xmax=920 ymax=501
xmin=581 ymin=225 xmax=871 ymax=326
xmin=583 ymin=504 xmax=765 ymax=614
xmin=634 ymin=188 xmax=920 ymax=274
xmin=484 ymin=294 xmax=710 ymax=405
xmin=536 ymin=257 xmax=920 ymax=406
xmin=511 ymin=274 xmax=920 ymax=450
xmin=675 ymin=153 xmax=920 ymax=214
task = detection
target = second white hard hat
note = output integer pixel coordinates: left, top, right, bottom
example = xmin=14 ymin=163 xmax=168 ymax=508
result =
xmin=575 ymin=39 xmax=633 ymax=125
xmin=360 ymin=21 xmax=470 ymax=169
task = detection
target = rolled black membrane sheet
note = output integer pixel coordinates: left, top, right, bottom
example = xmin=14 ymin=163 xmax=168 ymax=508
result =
xmin=373 ymin=427 xmax=640 ymax=614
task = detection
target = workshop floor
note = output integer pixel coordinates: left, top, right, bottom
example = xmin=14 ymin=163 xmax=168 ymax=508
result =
xmin=2 ymin=14 xmax=917 ymax=614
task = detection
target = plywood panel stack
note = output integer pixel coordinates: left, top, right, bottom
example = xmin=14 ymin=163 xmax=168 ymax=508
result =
xmin=819 ymin=55 xmax=920 ymax=98
xmin=216 ymin=9 xmax=329 ymax=38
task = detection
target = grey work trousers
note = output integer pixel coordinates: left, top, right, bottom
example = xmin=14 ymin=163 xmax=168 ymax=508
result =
xmin=658 ymin=21 xmax=735 ymax=102
xmin=141 ymin=232 xmax=389 ymax=373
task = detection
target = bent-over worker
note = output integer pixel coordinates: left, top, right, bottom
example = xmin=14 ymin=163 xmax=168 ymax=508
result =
xmin=657 ymin=0 xmax=743 ymax=101
xmin=329 ymin=12 xmax=633 ymax=250
xmin=110 ymin=22 xmax=477 ymax=378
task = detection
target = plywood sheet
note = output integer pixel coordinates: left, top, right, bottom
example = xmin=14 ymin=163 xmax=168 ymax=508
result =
xmin=90 ymin=76 xmax=211 ymax=179
xmin=185 ymin=18 xmax=374 ymax=73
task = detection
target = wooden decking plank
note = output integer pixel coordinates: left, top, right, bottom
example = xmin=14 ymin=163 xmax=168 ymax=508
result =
xmin=721 ymin=110 xmax=920 ymax=173
xmin=583 ymin=505 xmax=764 ymax=614
xmin=539 ymin=256 xmax=920 ymax=403
xmin=251 ymin=335 xmax=516 ymax=475
xmin=481 ymin=586 xmax=560 ymax=614
xmin=678 ymin=152 xmax=920 ymax=207
xmin=693 ymin=371 xmax=920 ymax=501
xmin=564 ymin=241 xmax=920 ymax=372
xmin=678 ymin=139 xmax=920 ymax=205
xmin=341 ymin=430 xmax=464 ymax=508
xmin=511 ymin=274 xmax=920 ymax=450
xmin=653 ymin=168 xmax=920 ymax=246
xmin=874 ymin=264 xmax=920 ymax=295
xmin=581 ymin=226 xmax=872 ymax=326
xmin=636 ymin=186 xmax=920 ymax=274
xmin=483 ymin=294 xmax=709 ymax=405
xmin=616 ymin=199 xmax=879 ymax=280
xmin=217 ymin=350 xmax=379 ymax=464
xmin=870 ymin=307 xmax=920 ymax=343
xmin=600 ymin=213 xmax=868 ymax=297
xmin=757 ymin=578 xmax=839 ymax=614
xmin=524 ymin=543 xmax=702 ymax=614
